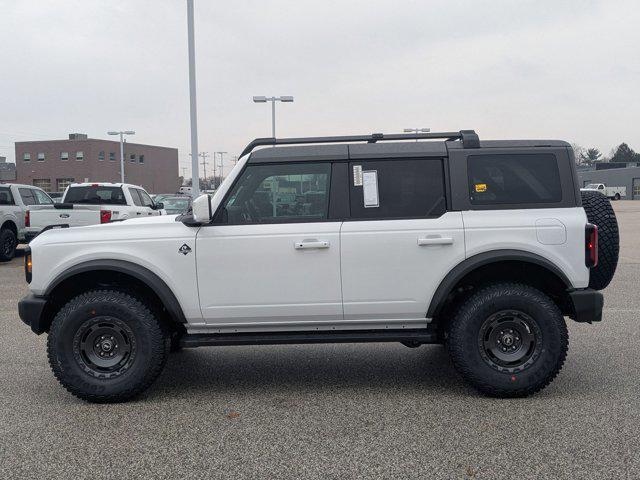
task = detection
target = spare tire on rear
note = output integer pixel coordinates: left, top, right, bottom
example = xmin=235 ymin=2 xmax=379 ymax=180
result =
xmin=581 ymin=191 xmax=619 ymax=290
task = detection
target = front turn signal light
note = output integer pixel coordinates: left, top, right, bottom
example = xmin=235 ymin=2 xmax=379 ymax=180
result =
xmin=24 ymin=248 xmax=32 ymax=283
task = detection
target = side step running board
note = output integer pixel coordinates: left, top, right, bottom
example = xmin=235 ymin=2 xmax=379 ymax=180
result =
xmin=180 ymin=329 xmax=440 ymax=348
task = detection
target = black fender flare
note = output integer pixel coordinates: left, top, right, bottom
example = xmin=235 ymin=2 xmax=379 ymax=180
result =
xmin=426 ymin=249 xmax=572 ymax=318
xmin=45 ymin=259 xmax=187 ymax=323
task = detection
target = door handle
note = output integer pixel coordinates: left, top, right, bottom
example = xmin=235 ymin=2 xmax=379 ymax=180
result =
xmin=294 ymin=240 xmax=330 ymax=250
xmin=136 ymin=212 xmax=142 ymax=215
xmin=417 ymin=236 xmax=454 ymax=246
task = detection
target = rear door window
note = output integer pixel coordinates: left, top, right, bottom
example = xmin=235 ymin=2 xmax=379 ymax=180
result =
xmin=64 ymin=186 xmax=127 ymax=205
xmin=468 ymin=154 xmax=562 ymax=205
xmin=129 ymin=188 xmax=143 ymax=206
xmin=18 ymin=188 xmax=37 ymax=206
xmin=348 ymin=159 xmax=446 ymax=219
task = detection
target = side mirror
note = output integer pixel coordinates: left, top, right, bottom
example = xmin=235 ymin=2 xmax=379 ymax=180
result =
xmin=192 ymin=194 xmax=212 ymax=223
xmin=155 ymin=202 xmax=164 ymax=210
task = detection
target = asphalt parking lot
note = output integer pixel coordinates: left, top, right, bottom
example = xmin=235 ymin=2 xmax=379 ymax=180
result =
xmin=1 ymin=202 xmax=639 ymax=480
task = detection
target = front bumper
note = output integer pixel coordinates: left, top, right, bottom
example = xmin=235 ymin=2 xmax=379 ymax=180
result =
xmin=569 ymin=288 xmax=604 ymax=323
xmin=18 ymin=293 xmax=48 ymax=334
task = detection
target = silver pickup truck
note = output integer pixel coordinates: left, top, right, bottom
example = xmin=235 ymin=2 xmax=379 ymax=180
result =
xmin=25 ymin=182 xmax=163 ymax=241
xmin=0 ymin=183 xmax=53 ymax=261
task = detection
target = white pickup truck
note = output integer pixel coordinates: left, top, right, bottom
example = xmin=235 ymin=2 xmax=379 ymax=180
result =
xmin=580 ymin=183 xmax=626 ymax=200
xmin=25 ymin=182 xmax=162 ymax=241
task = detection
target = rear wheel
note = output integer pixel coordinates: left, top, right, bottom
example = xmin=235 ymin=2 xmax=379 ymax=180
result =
xmin=0 ymin=228 xmax=17 ymax=262
xmin=447 ymin=283 xmax=568 ymax=397
xmin=47 ymin=289 xmax=170 ymax=403
xmin=581 ymin=190 xmax=619 ymax=290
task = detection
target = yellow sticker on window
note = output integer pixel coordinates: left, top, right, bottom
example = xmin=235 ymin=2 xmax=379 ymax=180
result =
xmin=475 ymin=183 xmax=487 ymax=193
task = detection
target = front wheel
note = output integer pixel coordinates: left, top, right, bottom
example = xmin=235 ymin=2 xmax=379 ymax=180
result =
xmin=47 ymin=289 xmax=170 ymax=403
xmin=447 ymin=283 xmax=568 ymax=397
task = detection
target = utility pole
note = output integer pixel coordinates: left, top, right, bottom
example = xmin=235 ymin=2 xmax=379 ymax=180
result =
xmin=214 ymin=151 xmax=227 ymax=188
xmin=187 ymin=0 xmax=200 ymax=196
xmin=199 ymin=152 xmax=209 ymax=187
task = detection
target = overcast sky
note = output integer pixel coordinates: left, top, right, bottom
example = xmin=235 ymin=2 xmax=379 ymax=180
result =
xmin=1 ymin=0 xmax=639 ymax=175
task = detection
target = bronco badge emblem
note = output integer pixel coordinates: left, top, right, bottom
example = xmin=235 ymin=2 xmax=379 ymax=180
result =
xmin=178 ymin=244 xmax=192 ymax=255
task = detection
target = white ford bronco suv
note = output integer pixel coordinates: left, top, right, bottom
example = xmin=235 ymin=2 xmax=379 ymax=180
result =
xmin=18 ymin=131 xmax=619 ymax=403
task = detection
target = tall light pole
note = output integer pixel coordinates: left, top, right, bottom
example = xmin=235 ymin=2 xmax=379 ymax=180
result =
xmin=214 ymin=151 xmax=227 ymax=188
xmin=187 ymin=0 xmax=200 ymax=196
xmin=252 ymin=96 xmax=294 ymax=139
xmin=107 ymin=130 xmax=135 ymax=182
xmin=403 ymin=127 xmax=430 ymax=142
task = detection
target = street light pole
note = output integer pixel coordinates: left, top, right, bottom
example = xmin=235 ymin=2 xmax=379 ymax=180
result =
xmin=252 ymin=96 xmax=294 ymax=140
xmin=107 ymin=130 xmax=135 ymax=182
xmin=187 ymin=0 xmax=200 ymax=196
xmin=403 ymin=127 xmax=430 ymax=142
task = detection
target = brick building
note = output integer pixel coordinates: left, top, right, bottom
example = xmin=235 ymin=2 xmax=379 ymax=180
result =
xmin=15 ymin=133 xmax=179 ymax=193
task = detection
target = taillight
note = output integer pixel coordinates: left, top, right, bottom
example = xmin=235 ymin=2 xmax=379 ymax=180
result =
xmin=25 ymin=210 xmax=30 ymax=227
xmin=585 ymin=223 xmax=598 ymax=268
xmin=100 ymin=210 xmax=112 ymax=224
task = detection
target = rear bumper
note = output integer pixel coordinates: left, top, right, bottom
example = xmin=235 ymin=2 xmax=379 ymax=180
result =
xmin=569 ymin=289 xmax=604 ymax=323
xmin=18 ymin=293 xmax=48 ymax=334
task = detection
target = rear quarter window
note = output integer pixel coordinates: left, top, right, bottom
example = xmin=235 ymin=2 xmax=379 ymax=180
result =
xmin=468 ymin=154 xmax=562 ymax=205
xmin=0 ymin=187 xmax=14 ymax=205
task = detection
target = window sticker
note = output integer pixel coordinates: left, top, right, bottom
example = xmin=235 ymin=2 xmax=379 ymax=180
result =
xmin=362 ymin=170 xmax=379 ymax=208
xmin=353 ymin=165 xmax=363 ymax=186
xmin=475 ymin=183 xmax=487 ymax=193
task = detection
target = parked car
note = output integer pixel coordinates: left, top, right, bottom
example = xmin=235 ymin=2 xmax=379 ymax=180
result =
xmin=24 ymin=182 xmax=162 ymax=241
xmin=159 ymin=195 xmax=192 ymax=215
xmin=0 ymin=183 xmax=53 ymax=261
xmin=580 ymin=183 xmax=626 ymax=200
xmin=18 ymin=130 xmax=618 ymax=403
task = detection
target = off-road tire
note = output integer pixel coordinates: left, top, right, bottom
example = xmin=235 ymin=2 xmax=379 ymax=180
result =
xmin=447 ymin=283 xmax=568 ymax=398
xmin=47 ymin=289 xmax=170 ymax=403
xmin=581 ymin=190 xmax=619 ymax=290
xmin=0 ymin=228 xmax=17 ymax=262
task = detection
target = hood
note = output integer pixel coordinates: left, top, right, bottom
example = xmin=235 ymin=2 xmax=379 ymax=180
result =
xmin=30 ymin=214 xmax=197 ymax=247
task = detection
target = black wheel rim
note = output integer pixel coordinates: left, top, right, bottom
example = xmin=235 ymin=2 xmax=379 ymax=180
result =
xmin=2 ymin=234 xmax=14 ymax=257
xmin=73 ymin=317 xmax=137 ymax=379
xmin=478 ymin=310 xmax=542 ymax=373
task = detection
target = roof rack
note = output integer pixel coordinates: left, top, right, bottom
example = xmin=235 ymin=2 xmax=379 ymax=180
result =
xmin=239 ymin=130 xmax=480 ymax=157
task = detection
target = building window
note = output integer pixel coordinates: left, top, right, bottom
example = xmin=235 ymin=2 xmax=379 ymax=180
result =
xmin=98 ymin=151 xmax=105 ymax=161
xmin=76 ymin=151 xmax=84 ymax=161
xmin=60 ymin=152 xmax=69 ymax=161
xmin=139 ymin=154 xmax=144 ymax=164
xmin=23 ymin=153 xmax=31 ymax=161
xmin=109 ymin=152 xmax=115 ymax=161
xmin=130 ymin=154 xmax=136 ymax=163
xmin=37 ymin=152 xmax=45 ymax=161
xmin=33 ymin=179 xmax=52 ymax=192
xmin=56 ymin=178 xmax=75 ymax=191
